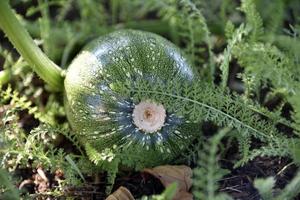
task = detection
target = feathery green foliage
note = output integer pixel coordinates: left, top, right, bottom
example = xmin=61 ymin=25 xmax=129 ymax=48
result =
xmin=233 ymin=42 xmax=297 ymax=95
xmin=0 ymin=169 xmax=19 ymax=200
xmin=290 ymin=91 xmax=300 ymax=132
xmin=179 ymin=0 xmax=215 ymax=80
xmin=220 ymin=23 xmax=249 ymax=88
xmin=259 ymin=0 xmax=284 ymax=36
xmin=254 ymin=171 xmax=300 ymax=200
xmin=0 ymin=84 xmax=87 ymax=190
xmin=84 ymin=143 xmax=119 ymax=194
xmin=275 ymin=170 xmax=300 ymax=200
xmin=193 ymin=128 xmax=232 ymax=200
xmin=254 ymin=177 xmax=275 ymax=200
xmin=234 ymin=131 xmax=251 ymax=167
xmin=240 ymin=0 xmax=264 ymax=42
xmin=153 ymin=0 xmax=215 ymax=81
xmin=119 ymin=79 xmax=284 ymax=142
xmin=235 ymin=136 xmax=293 ymax=167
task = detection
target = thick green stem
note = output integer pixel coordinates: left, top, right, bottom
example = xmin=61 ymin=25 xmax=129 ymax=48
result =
xmin=0 ymin=0 xmax=63 ymax=91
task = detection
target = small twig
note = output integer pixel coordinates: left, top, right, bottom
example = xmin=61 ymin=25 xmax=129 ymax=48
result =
xmin=220 ymin=185 xmax=243 ymax=193
xmin=276 ymin=162 xmax=294 ymax=176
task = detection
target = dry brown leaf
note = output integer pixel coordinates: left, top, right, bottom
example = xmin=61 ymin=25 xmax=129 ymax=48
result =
xmin=143 ymin=165 xmax=193 ymax=200
xmin=106 ymin=186 xmax=135 ymax=200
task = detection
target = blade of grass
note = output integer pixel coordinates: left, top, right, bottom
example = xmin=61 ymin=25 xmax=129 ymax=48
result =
xmin=65 ymin=155 xmax=86 ymax=182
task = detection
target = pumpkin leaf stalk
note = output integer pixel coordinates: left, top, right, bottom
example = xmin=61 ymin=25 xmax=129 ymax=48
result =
xmin=0 ymin=0 xmax=64 ymax=91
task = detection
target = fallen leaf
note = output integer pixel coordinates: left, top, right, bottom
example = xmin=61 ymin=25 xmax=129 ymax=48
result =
xmin=143 ymin=165 xmax=193 ymax=200
xmin=106 ymin=186 xmax=135 ymax=200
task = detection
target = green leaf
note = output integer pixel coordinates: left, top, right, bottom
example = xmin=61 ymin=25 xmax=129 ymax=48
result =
xmin=0 ymin=169 xmax=19 ymax=200
xmin=65 ymin=155 xmax=85 ymax=182
xmin=254 ymin=177 xmax=275 ymax=200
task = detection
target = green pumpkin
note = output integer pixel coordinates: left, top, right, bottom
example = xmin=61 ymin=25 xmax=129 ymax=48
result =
xmin=64 ymin=30 xmax=198 ymax=168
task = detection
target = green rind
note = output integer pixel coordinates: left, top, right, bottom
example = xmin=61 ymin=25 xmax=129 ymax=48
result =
xmin=64 ymin=29 xmax=196 ymax=168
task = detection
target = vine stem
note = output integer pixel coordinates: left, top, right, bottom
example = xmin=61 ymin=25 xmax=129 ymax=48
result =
xmin=0 ymin=0 xmax=64 ymax=91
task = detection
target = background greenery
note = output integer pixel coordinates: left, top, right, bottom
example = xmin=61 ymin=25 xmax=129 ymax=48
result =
xmin=1 ymin=0 xmax=300 ymax=199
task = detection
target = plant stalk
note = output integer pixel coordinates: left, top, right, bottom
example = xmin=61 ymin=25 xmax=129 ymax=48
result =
xmin=0 ymin=0 xmax=64 ymax=91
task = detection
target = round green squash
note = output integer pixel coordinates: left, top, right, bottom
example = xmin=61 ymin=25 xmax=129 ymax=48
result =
xmin=64 ymin=30 xmax=198 ymax=168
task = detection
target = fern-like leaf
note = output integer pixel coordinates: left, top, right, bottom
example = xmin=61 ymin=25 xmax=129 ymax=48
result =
xmin=233 ymin=42 xmax=297 ymax=95
xmin=236 ymin=137 xmax=293 ymax=167
xmin=155 ymin=0 xmax=215 ymax=81
xmin=193 ymin=128 xmax=232 ymax=200
xmin=275 ymin=170 xmax=300 ymax=200
xmin=240 ymin=0 xmax=264 ymax=42
xmin=254 ymin=170 xmax=300 ymax=200
xmin=254 ymin=177 xmax=275 ymax=200
xmin=121 ymin=79 xmax=285 ymax=142
xmin=220 ymin=23 xmax=249 ymax=88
